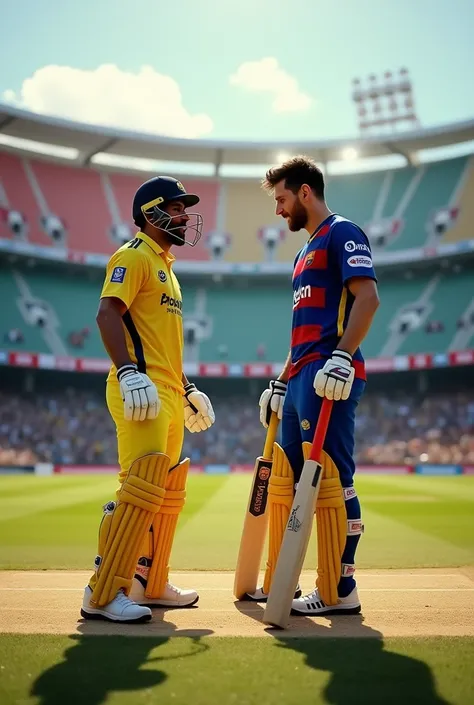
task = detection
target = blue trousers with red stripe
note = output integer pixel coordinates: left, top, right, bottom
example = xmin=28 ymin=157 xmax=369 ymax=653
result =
xmin=281 ymin=360 xmax=365 ymax=597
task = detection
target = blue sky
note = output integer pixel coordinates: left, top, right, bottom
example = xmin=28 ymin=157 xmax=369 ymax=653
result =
xmin=0 ymin=0 xmax=473 ymax=141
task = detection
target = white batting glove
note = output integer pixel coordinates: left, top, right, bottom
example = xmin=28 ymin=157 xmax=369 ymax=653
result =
xmin=314 ymin=351 xmax=354 ymax=401
xmin=117 ymin=364 xmax=160 ymax=421
xmin=259 ymin=379 xmax=287 ymax=428
xmin=183 ymin=383 xmax=215 ymax=433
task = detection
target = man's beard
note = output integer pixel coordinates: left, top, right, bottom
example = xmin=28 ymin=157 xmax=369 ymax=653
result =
xmin=287 ymin=198 xmax=308 ymax=231
xmin=162 ymin=221 xmax=187 ymax=246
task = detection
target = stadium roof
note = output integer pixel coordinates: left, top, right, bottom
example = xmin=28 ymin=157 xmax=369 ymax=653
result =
xmin=1 ymin=103 xmax=474 ymax=173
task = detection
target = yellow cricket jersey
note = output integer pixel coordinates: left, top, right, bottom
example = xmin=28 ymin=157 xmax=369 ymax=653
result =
xmin=100 ymin=232 xmax=184 ymax=393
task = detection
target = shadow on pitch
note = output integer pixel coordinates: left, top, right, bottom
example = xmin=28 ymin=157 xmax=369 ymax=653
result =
xmin=234 ymin=601 xmax=451 ymax=705
xmin=30 ymin=617 xmax=213 ymax=705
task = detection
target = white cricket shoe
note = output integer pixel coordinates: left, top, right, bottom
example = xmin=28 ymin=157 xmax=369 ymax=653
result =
xmin=244 ymin=584 xmax=302 ymax=602
xmin=81 ymin=586 xmax=152 ymax=623
xmin=291 ymin=586 xmax=361 ymax=616
xmin=129 ymin=580 xmax=199 ymax=608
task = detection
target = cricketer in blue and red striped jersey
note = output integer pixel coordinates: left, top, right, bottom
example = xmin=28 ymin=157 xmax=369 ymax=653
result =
xmin=249 ymin=155 xmax=380 ymax=616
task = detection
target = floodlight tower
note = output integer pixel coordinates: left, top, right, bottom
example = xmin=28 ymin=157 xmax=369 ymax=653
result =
xmin=351 ymin=68 xmax=419 ymax=136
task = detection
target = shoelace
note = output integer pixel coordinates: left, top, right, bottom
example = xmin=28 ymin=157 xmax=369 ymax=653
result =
xmin=115 ymin=590 xmax=134 ymax=605
xmin=166 ymin=582 xmax=179 ymax=595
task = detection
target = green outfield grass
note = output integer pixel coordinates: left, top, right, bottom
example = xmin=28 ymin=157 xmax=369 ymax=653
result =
xmin=1 ymin=473 xmax=473 ymax=705
xmin=0 ymin=474 xmax=473 ymax=571
xmin=0 ymin=634 xmax=473 ymax=705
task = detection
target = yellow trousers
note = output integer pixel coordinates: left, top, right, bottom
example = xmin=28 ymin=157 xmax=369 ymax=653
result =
xmin=107 ymin=380 xmax=184 ymax=487
xmin=88 ymin=380 xmax=184 ymax=592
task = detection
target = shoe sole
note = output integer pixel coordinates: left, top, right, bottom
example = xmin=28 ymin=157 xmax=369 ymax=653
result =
xmin=135 ymin=595 xmax=199 ymax=609
xmin=290 ymin=604 xmax=361 ymax=616
xmin=242 ymin=589 xmax=302 ymax=603
xmin=80 ymin=608 xmax=152 ymax=624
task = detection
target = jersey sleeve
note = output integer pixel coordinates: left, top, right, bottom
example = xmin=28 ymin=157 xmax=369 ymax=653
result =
xmin=100 ymin=247 xmax=150 ymax=309
xmin=330 ymin=222 xmax=377 ymax=284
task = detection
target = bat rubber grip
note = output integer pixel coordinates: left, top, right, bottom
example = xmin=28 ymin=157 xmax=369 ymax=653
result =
xmin=309 ymin=398 xmax=333 ymax=463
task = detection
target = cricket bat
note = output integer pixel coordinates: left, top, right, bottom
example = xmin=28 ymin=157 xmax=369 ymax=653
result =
xmin=263 ymin=398 xmax=333 ymax=629
xmin=233 ymin=412 xmax=280 ymax=600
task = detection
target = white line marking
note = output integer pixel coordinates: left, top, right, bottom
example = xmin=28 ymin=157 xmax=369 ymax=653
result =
xmin=1 ymin=608 xmax=473 ymax=616
xmin=0 ymin=587 xmax=473 ymax=593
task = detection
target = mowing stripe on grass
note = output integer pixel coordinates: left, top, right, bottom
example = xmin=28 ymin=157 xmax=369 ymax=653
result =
xmin=356 ymin=506 xmax=474 ymax=569
xmin=0 ymin=479 xmax=117 ymax=522
xmin=358 ymin=475 xmax=474 ymax=501
xmin=173 ymin=475 xmax=250 ymax=571
xmin=0 ymin=476 xmax=101 ymax=499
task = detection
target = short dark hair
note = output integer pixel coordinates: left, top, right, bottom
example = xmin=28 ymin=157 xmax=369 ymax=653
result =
xmin=262 ymin=155 xmax=325 ymax=200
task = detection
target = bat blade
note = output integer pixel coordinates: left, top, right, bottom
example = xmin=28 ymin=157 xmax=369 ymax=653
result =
xmin=233 ymin=414 xmax=279 ymax=600
xmin=262 ymin=457 xmax=322 ymax=628
xmin=262 ymin=398 xmax=333 ymax=629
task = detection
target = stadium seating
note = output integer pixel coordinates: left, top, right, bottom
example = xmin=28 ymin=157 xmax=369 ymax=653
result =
xmin=396 ymin=269 xmax=474 ymax=355
xmin=0 ymin=267 xmax=48 ymax=353
xmin=221 ymin=180 xmax=306 ymax=263
xmin=1 ymin=262 xmax=473 ymax=362
xmin=384 ymin=156 xmax=469 ymax=251
xmin=326 ymin=170 xmax=384 ymax=233
xmin=441 ymin=157 xmax=474 ymax=244
xmin=2 ymin=151 xmax=473 ymax=263
xmin=196 ymin=282 xmax=292 ymax=361
xmin=0 ymin=153 xmax=215 ymax=260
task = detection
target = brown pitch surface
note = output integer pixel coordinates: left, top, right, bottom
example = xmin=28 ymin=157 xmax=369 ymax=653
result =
xmin=1 ymin=568 xmax=473 ymax=638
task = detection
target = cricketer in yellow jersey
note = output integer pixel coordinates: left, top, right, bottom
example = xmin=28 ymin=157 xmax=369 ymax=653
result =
xmin=81 ymin=176 xmax=215 ymax=624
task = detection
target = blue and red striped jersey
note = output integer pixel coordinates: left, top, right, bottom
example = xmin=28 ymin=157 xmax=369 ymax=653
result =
xmin=290 ymin=214 xmax=377 ymax=381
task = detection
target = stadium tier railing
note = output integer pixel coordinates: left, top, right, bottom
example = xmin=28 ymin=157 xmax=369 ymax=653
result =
xmin=2 ymin=462 xmax=473 ymax=476
xmin=1 ymin=348 xmax=474 ymax=376
xmin=1 ymin=234 xmax=474 ymax=274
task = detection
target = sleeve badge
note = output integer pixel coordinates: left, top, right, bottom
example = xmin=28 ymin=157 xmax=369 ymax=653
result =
xmin=111 ymin=266 xmax=127 ymax=283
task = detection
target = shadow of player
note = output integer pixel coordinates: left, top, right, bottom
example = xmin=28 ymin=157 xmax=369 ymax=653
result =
xmin=30 ymin=618 xmax=213 ymax=705
xmin=234 ymin=601 xmax=451 ymax=705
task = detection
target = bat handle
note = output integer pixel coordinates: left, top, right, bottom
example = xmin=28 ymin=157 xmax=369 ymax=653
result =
xmin=309 ymin=398 xmax=333 ymax=463
xmin=263 ymin=413 xmax=279 ymax=457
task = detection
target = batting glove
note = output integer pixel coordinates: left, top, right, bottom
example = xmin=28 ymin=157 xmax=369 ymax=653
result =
xmin=259 ymin=379 xmax=287 ymax=428
xmin=314 ymin=351 xmax=355 ymax=401
xmin=183 ymin=383 xmax=215 ymax=433
xmin=117 ymin=364 xmax=160 ymax=421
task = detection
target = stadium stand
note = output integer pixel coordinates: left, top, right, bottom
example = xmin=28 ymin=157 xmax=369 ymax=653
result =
xmin=327 ymin=170 xmax=384 ymax=234
xmin=382 ymin=156 xmax=468 ymax=251
xmin=1 ymin=110 xmax=474 ymax=474
xmin=2 ymin=152 xmax=473 ymax=262
xmin=0 ymin=153 xmax=215 ymax=260
xmin=1 ymin=261 xmax=473 ymax=362
xmin=441 ymin=156 xmax=474 ymax=244
xmin=221 ymin=180 xmax=306 ymax=263
xmin=1 ymin=387 xmax=473 ymax=467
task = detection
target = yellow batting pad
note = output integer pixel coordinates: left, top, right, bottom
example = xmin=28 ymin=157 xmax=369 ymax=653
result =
xmin=263 ymin=443 xmax=294 ymax=595
xmin=144 ymin=457 xmax=190 ymax=598
xmin=313 ymin=449 xmax=346 ymax=606
xmin=302 ymin=441 xmax=312 ymax=462
xmin=90 ymin=452 xmax=169 ymax=607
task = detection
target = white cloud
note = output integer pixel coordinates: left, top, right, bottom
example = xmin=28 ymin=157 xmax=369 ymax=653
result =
xmin=2 ymin=64 xmax=214 ymax=139
xmin=229 ymin=57 xmax=312 ymax=113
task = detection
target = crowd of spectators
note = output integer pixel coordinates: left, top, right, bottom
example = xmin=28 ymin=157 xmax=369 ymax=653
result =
xmin=0 ymin=388 xmax=473 ymax=468
xmin=355 ymin=392 xmax=474 ymax=465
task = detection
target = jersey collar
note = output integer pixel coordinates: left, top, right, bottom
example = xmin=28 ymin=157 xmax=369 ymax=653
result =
xmin=307 ymin=213 xmax=336 ymax=244
xmin=137 ymin=232 xmax=176 ymax=264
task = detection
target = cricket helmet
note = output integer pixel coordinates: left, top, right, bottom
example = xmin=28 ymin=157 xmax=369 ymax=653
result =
xmin=132 ymin=176 xmax=202 ymax=247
